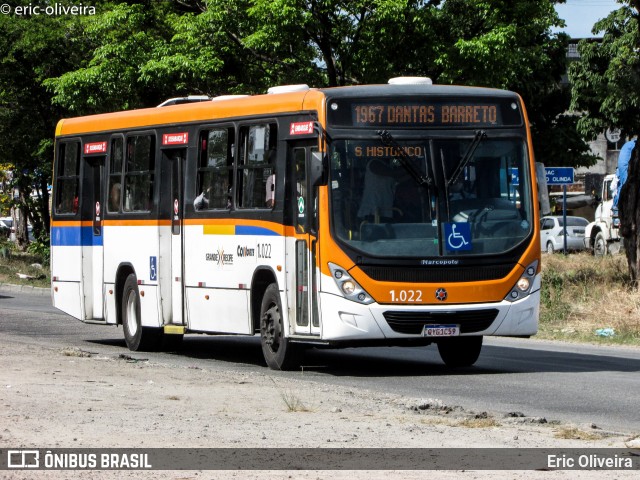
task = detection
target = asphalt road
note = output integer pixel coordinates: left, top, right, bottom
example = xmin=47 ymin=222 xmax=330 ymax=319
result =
xmin=2 ymin=287 xmax=639 ymax=434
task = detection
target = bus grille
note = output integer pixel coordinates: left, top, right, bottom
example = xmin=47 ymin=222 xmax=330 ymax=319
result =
xmin=360 ymin=265 xmax=515 ymax=283
xmin=383 ymin=309 xmax=500 ymax=335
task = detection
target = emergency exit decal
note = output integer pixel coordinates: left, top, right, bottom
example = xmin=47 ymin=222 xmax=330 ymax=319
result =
xmin=162 ymin=132 xmax=189 ymax=146
xmin=289 ymin=121 xmax=314 ymax=136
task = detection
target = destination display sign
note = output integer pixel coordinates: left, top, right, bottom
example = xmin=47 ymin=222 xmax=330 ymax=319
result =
xmin=328 ymin=98 xmax=522 ymax=128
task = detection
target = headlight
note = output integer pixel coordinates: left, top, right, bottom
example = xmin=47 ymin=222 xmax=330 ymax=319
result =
xmin=505 ymin=260 xmax=538 ymax=302
xmin=329 ymin=263 xmax=374 ymax=305
xmin=516 ymin=278 xmax=530 ymax=291
xmin=341 ymin=280 xmax=356 ymax=295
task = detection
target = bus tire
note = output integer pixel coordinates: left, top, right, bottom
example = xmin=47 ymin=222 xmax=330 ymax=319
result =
xmin=259 ymin=283 xmax=301 ymax=371
xmin=437 ymin=336 xmax=483 ymax=368
xmin=122 ymin=273 xmax=162 ymax=351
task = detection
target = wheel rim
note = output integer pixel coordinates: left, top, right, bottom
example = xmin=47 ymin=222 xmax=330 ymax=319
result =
xmin=547 ymin=243 xmax=553 ymax=254
xmin=262 ymin=303 xmax=281 ymax=353
xmin=126 ymin=290 xmax=138 ymax=337
xmin=595 ymin=237 xmax=605 ymax=256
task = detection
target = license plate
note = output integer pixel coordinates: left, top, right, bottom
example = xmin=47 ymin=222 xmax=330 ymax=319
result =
xmin=423 ymin=324 xmax=460 ymax=337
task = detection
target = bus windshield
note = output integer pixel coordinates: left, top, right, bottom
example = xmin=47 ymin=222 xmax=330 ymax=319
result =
xmin=329 ymin=135 xmax=532 ymax=258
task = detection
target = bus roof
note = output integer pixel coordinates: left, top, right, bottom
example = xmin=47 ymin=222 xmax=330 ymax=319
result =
xmin=55 ymin=83 xmax=520 ymax=137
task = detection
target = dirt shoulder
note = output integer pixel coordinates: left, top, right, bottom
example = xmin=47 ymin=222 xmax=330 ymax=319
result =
xmin=1 ymin=336 xmax=638 ymax=479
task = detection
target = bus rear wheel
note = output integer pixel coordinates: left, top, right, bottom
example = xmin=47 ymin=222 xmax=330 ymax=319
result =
xmin=437 ymin=336 xmax=483 ymax=368
xmin=259 ymin=283 xmax=301 ymax=371
xmin=122 ymin=273 xmax=162 ymax=351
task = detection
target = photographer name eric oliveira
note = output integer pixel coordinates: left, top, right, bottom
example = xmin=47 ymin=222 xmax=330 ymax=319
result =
xmin=0 ymin=3 xmax=96 ymax=16
xmin=547 ymin=453 xmax=635 ymax=470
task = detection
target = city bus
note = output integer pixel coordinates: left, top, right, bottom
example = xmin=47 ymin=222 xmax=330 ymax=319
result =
xmin=51 ymin=78 xmax=541 ymax=370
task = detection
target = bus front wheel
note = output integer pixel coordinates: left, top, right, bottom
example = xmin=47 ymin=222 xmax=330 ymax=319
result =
xmin=259 ymin=283 xmax=301 ymax=371
xmin=122 ymin=273 xmax=162 ymax=351
xmin=437 ymin=336 xmax=483 ymax=368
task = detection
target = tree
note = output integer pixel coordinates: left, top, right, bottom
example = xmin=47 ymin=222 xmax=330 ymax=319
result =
xmin=0 ymin=1 xmax=92 ymax=247
xmin=0 ymin=164 xmax=12 ymax=219
xmin=569 ymin=1 xmax=640 ymax=284
xmin=569 ymin=1 xmax=640 ymax=140
xmin=46 ymin=1 xmax=187 ymax=114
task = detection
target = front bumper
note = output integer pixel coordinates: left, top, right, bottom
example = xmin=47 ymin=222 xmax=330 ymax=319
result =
xmin=313 ymin=275 xmax=541 ymax=343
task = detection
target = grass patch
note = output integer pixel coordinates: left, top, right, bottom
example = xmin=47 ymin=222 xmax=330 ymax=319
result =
xmin=457 ymin=418 xmax=501 ymax=428
xmin=539 ymin=253 xmax=640 ymax=346
xmin=0 ymin=244 xmax=50 ymax=288
xmin=554 ymin=426 xmax=606 ymax=441
xmin=279 ymin=389 xmax=311 ymax=412
xmin=269 ymin=377 xmax=311 ymax=413
xmin=61 ymin=347 xmax=93 ymax=358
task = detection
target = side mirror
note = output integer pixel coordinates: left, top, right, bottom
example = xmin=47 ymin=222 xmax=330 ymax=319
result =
xmin=310 ymin=151 xmax=326 ymax=187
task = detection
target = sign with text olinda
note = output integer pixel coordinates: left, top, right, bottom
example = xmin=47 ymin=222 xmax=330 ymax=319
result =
xmin=545 ymin=167 xmax=574 ymax=185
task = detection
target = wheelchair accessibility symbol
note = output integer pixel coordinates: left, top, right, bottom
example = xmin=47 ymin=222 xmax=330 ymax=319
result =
xmin=444 ymin=223 xmax=472 ymax=251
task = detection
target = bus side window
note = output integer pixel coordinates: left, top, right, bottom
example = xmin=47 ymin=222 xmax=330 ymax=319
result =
xmin=123 ymin=135 xmax=155 ymax=212
xmin=55 ymin=142 xmax=80 ymax=215
xmin=237 ymin=123 xmax=277 ymax=209
xmin=195 ymin=127 xmax=234 ymax=211
xmin=108 ymin=137 xmax=123 ymax=213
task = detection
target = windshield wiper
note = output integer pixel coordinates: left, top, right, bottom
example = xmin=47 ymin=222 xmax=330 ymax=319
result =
xmin=376 ymin=130 xmax=432 ymax=188
xmin=448 ymin=130 xmax=487 ymax=186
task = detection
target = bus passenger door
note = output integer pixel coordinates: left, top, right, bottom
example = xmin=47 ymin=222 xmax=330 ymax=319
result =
xmin=161 ymin=148 xmax=186 ymax=326
xmin=80 ymin=155 xmax=105 ymax=320
xmin=291 ymin=145 xmax=321 ymax=336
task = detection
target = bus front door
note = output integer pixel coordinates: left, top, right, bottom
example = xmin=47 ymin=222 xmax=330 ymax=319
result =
xmin=160 ymin=149 xmax=186 ymax=327
xmin=291 ymin=145 xmax=321 ymax=336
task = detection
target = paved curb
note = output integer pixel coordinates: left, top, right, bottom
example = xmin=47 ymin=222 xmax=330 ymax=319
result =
xmin=0 ymin=283 xmax=50 ymax=296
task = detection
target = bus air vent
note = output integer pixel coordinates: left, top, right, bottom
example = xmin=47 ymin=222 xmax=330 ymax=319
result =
xmin=359 ymin=264 xmax=515 ymax=283
xmin=156 ymin=95 xmax=211 ymax=107
xmin=267 ymin=84 xmax=310 ymax=94
xmin=388 ymin=77 xmax=433 ymax=85
xmin=211 ymin=95 xmax=250 ymax=101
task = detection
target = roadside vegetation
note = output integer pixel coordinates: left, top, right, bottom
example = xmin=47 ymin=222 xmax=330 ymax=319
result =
xmin=0 ymin=239 xmax=50 ymax=288
xmin=540 ymin=252 xmax=640 ymax=346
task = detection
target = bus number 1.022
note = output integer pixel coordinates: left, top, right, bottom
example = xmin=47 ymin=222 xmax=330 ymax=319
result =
xmin=257 ymin=243 xmax=272 ymax=259
xmin=389 ymin=289 xmax=423 ymax=303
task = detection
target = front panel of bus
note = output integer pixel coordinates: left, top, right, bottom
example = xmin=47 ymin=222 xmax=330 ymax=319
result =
xmin=314 ymin=89 xmax=541 ymax=343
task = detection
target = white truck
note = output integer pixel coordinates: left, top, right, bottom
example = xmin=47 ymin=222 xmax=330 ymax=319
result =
xmin=584 ymin=174 xmax=622 ymax=255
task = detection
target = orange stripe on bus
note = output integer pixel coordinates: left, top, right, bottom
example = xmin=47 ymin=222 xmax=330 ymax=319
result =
xmin=50 ymin=220 xmax=85 ymax=227
xmin=51 ymin=219 xmax=171 ymax=227
xmin=102 ymin=219 xmax=172 ymax=227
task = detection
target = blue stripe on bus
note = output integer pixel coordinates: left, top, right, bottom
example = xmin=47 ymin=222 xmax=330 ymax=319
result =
xmin=51 ymin=226 xmax=103 ymax=247
xmin=235 ymin=225 xmax=281 ymax=236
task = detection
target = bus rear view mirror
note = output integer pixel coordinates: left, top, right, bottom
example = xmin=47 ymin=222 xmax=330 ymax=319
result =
xmin=310 ymin=151 xmax=326 ymax=186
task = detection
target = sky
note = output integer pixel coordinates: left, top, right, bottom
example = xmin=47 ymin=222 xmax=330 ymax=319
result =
xmin=554 ymin=0 xmax=622 ymax=38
